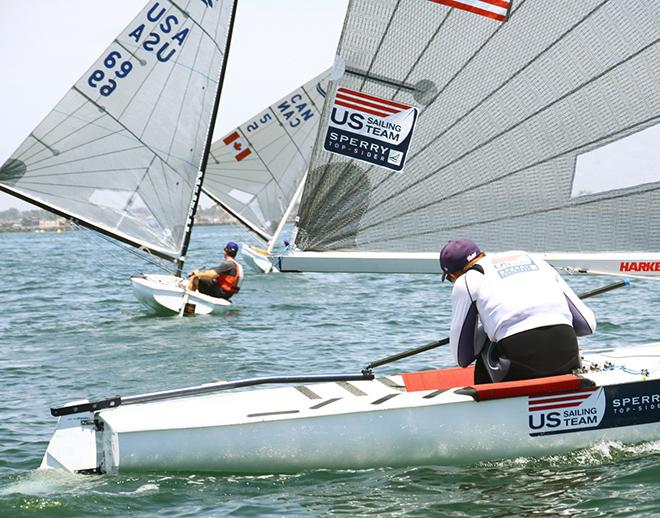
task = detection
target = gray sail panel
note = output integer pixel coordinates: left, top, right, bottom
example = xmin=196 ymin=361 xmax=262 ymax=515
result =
xmin=203 ymin=70 xmax=330 ymax=238
xmin=296 ymin=0 xmax=660 ymax=254
xmin=0 ymin=0 xmax=235 ymax=259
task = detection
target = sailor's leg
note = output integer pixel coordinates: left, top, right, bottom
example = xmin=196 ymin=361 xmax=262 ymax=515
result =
xmin=474 ymin=353 xmax=493 ymax=384
xmin=497 ymin=325 xmax=580 ymax=381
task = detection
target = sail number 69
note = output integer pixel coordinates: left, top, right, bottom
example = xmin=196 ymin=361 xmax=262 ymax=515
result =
xmin=88 ymin=50 xmax=134 ymax=97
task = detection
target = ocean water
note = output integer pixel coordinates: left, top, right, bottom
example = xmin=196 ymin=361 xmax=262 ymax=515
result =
xmin=1 ymin=225 xmax=659 ymax=517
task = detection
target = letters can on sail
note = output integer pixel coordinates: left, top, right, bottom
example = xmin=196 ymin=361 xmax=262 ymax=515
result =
xmin=323 ymin=88 xmax=419 ymax=172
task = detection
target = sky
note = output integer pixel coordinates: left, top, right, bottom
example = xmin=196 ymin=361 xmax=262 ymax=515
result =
xmin=0 ymin=0 xmax=349 ymax=210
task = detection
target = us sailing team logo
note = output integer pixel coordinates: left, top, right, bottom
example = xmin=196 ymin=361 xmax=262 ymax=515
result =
xmin=528 ymin=387 xmax=605 ymax=436
xmin=527 ymin=379 xmax=660 ymax=437
xmin=323 ymin=87 xmax=418 ymax=172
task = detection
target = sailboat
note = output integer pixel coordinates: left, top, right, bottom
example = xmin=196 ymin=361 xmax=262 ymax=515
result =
xmin=40 ymin=281 xmax=660 ymax=474
xmin=201 ymin=70 xmax=331 ymax=273
xmin=271 ymin=0 xmax=660 ymax=278
xmin=0 ymin=1 xmax=240 ymax=315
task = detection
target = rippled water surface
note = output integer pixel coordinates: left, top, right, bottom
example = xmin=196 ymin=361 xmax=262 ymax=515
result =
xmin=1 ymin=226 xmax=659 ymax=517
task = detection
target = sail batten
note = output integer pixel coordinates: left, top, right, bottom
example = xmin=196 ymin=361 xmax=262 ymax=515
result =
xmin=295 ymin=0 xmax=660 ymax=256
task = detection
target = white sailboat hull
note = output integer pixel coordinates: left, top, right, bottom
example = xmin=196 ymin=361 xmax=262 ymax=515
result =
xmin=42 ymin=343 xmax=660 ymax=474
xmin=277 ymin=250 xmax=442 ymax=274
xmin=239 ymin=244 xmax=277 ymax=274
xmin=276 ymin=250 xmax=660 ymax=278
xmin=130 ymin=274 xmax=232 ymax=315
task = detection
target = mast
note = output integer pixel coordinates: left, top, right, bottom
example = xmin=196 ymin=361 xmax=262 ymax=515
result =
xmin=176 ymin=0 xmax=239 ymax=277
xmin=267 ymin=173 xmax=307 ymax=254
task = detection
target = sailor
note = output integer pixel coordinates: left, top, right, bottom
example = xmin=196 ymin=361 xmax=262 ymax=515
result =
xmin=439 ymin=238 xmax=596 ymax=384
xmin=187 ymin=241 xmax=244 ymax=300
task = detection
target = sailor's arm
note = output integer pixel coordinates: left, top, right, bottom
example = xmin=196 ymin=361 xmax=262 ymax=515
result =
xmin=188 ymin=269 xmax=222 ymax=280
xmin=548 ymin=266 xmax=597 ymax=336
xmin=449 ymin=277 xmax=481 ymax=367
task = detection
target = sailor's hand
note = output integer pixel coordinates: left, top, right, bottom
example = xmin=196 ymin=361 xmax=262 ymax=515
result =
xmin=187 ymin=270 xmax=196 ymax=278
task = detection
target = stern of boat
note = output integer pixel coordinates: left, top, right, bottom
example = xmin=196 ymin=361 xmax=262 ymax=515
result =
xmin=40 ymin=402 xmax=100 ymax=474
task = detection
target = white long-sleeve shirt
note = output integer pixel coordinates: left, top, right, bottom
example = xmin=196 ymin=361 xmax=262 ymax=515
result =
xmin=449 ymin=251 xmax=596 ymax=367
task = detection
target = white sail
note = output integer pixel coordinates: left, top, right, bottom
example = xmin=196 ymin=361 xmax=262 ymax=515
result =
xmin=203 ymin=70 xmax=330 ymax=242
xmin=0 ymin=0 xmax=236 ymax=262
xmin=282 ymin=0 xmax=660 ymax=276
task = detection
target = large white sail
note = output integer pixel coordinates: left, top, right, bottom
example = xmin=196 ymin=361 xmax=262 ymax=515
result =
xmin=0 ymin=0 xmax=236 ymax=262
xmin=285 ymin=0 xmax=660 ymax=275
xmin=203 ymin=70 xmax=331 ymax=243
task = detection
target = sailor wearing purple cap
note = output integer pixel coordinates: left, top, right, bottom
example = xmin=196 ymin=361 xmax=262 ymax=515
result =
xmin=439 ymin=238 xmax=596 ymax=384
xmin=187 ymin=241 xmax=244 ymax=300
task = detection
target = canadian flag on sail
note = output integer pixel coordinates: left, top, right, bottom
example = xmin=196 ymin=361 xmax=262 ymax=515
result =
xmin=430 ymin=0 xmax=512 ymax=22
xmin=223 ymin=131 xmax=252 ymax=162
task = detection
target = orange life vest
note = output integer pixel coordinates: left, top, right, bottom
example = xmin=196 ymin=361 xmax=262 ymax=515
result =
xmin=215 ymin=258 xmax=242 ymax=294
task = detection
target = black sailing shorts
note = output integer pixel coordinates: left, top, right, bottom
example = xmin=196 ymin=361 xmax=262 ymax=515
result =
xmin=474 ymin=324 xmax=580 ymax=384
xmin=197 ymin=279 xmax=232 ymax=300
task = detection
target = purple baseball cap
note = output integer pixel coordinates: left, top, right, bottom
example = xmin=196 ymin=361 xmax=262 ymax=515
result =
xmin=224 ymin=241 xmax=239 ymax=254
xmin=439 ymin=238 xmax=482 ymax=281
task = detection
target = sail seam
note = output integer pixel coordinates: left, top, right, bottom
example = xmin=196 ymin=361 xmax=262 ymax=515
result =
xmin=15 ymin=96 xmax=90 ymax=161
xmin=414 ymin=183 xmax=660 ymax=238
xmin=393 ymin=9 xmax=452 ymax=99
xmin=360 ymin=0 xmax=402 ymax=91
xmin=20 ymin=105 xmax=106 ymax=164
xmin=241 ymin=123 xmax=286 ymax=192
xmin=19 ymin=145 xmax=144 ymax=175
xmin=72 ymin=86 xmax=193 ymax=184
xmin=351 ymin=38 xmax=660 ymax=238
